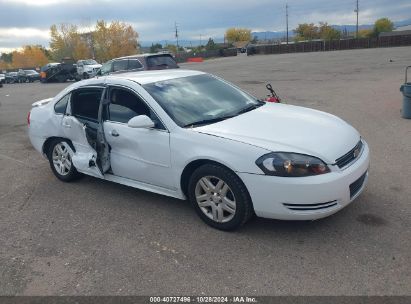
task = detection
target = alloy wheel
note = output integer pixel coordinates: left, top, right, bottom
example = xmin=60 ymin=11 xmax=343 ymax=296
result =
xmin=194 ymin=176 xmax=236 ymax=223
xmin=52 ymin=143 xmax=72 ymax=176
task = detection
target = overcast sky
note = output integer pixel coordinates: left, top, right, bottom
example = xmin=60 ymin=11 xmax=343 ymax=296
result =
xmin=0 ymin=0 xmax=410 ymax=52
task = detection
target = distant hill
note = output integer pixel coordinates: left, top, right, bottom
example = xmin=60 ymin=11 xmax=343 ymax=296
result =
xmin=140 ymin=18 xmax=411 ymax=47
xmin=250 ymin=18 xmax=411 ymax=41
xmin=394 ymin=18 xmax=411 ymax=27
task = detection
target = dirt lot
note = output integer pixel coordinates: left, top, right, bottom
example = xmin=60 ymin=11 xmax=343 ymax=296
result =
xmin=0 ymin=46 xmax=410 ymax=295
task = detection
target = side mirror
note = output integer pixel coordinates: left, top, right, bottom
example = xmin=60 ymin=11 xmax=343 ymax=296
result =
xmin=127 ymin=115 xmax=155 ymax=129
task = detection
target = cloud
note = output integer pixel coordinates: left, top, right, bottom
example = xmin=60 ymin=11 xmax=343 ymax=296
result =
xmin=0 ymin=0 xmax=410 ymax=51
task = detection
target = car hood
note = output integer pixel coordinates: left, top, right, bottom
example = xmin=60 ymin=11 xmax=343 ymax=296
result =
xmin=194 ymin=103 xmax=360 ymax=164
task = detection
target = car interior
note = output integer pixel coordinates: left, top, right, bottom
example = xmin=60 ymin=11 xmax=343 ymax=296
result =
xmin=70 ymin=88 xmax=104 ymax=148
xmin=105 ymin=88 xmax=165 ymax=129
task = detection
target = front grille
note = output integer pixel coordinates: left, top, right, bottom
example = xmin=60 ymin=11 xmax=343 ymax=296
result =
xmin=335 ymin=140 xmax=363 ymax=169
xmin=283 ymin=200 xmax=338 ymax=211
xmin=350 ymin=172 xmax=367 ymax=198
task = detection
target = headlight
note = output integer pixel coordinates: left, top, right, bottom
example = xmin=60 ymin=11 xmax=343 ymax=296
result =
xmin=256 ymin=152 xmax=330 ymax=177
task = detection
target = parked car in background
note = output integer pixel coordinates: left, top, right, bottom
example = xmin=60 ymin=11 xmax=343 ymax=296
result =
xmin=76 ymin=59 xmax=102 ymax=79
xmin=28 ymin=70 xmax=369 ymax=230
xmin=17 ymin=69 xmax=28 ymax=83
xmin=98 ymin=53 xmax=179 ymax=76
xmin=5 ymin=72 xmax=18 ymax=83
xmin=40 ymin=62 xmax=80 ymax=83
xmin=0 ymin=73 xmax=5 ymax=86
xmin=24 ymin=70 xmax=40 ymax=82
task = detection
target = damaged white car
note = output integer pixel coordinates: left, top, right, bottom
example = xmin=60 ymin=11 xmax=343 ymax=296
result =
xmin=28 ymin=70 xmax=369 ymax=230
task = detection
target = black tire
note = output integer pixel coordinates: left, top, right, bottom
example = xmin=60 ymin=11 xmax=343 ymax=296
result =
xmin=47 ymin=139 xmax=82 ymax=182
xmin=83 ymin=73 xmax=89 ymax=79
xmin=56 ymin=75 xmax=67 ymax=83
xmin=188 ymin=163 xmax=254 ymax=231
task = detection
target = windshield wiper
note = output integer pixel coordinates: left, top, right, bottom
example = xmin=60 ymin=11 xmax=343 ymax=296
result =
xmin=235 ymin=101 xmax=265 ymax=115
xmin=184 ymin=101 xmax=265 ymax=128
xmin=184 ymin=115 xmax=236 ymax=128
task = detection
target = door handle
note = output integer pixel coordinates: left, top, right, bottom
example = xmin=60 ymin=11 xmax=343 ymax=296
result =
xmin=63 ymin=123 xmax=71 ymax=128
xmin=110 ymin=130 xmax=119 ymax=137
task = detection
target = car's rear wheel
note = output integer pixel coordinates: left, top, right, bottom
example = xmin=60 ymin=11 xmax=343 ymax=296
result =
xmin=47 ymin=139 xmax=81 ymax=182
xmin=83 ymin=72 xmax=89 ymax=79
xmin=188 ymin=163 xmax=253 ymax=231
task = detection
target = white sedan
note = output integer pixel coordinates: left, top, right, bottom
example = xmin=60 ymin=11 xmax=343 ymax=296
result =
xmin=28 ymin=70 xmax=369 ymax=230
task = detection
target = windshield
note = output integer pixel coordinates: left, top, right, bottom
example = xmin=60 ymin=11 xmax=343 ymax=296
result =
xmin=100 ymin=61 xmax=112 ymax=75
xmin=84 ymin=59 xmax=98 ymax=65
xmin=143 ymin=74 xmax=263 ymax=127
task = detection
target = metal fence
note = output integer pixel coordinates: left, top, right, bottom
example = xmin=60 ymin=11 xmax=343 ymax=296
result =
xmin=247 ymin=34 xmax=411 ymax=56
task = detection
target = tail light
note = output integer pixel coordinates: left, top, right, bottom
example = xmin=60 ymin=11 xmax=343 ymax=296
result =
xmin=27 ymin=111 xmax=31 ymax=126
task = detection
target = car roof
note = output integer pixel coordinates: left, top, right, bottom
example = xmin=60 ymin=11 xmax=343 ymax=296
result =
xmin=106 ymin=69 xmax=205 ymax=85
xmin=115 ymin=53 xmax=173 ymax=60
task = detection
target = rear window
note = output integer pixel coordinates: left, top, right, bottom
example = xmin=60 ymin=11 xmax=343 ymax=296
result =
xmin=54 ymin=94 xmax=70 ymax=114
xmin=147 ymin=55 xmax=178 ymax=69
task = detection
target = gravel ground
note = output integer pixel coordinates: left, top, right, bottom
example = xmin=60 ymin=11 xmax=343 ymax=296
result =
xmin=0 ymin=46 xmax=410 ymax=295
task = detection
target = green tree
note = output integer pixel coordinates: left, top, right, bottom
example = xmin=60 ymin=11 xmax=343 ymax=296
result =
xmin=358 ymin=29 xmax=373 ymax=38
xmin=373 ymin=18 xmax=394 ymax=37
xmin=318 ymin=22 xmax=341 ymax=40
xmin=205 ymin=38 xmax=217 ymax=51
xmin=294 ymin=23 xmax=319 ymax=41
xmin=165 ymin=44 xmax=177 ymax=54
xmin=225 ymin=28 xmax=252 ymax=43
xmin=150 ymin=43 xmax=163 ymax=53
xmin=0 ymin=53 xmax=13 ymax=70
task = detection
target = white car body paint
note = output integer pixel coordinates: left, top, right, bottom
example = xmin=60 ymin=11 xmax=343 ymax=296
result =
xmin=28 ymin=70 xmax=370 ymax=220
xmin=77 ymin=61 xmax=102 ymax=78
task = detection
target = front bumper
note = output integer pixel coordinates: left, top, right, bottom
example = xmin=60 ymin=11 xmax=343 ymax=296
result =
xmin=238 ymin=141 xmax=370 ymax=220
xmin=86 ymin=70 xmax=99 ymax=77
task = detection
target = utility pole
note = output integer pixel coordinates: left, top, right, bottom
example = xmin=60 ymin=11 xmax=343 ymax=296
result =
xmin=355 ymin=0 xmax=359 ymax=38
xmin=175 ymin=22 xmax=179 ymax=51
xmin=286 ymin=3 xmax=289 ymax=45
xmin=200 ymin=34 xmax=202 ymax=47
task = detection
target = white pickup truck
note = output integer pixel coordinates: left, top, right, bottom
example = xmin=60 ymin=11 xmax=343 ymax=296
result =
xmin=76 ymin=59 xmax=102 ymax=79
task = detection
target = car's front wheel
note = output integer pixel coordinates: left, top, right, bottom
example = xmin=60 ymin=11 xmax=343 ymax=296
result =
xmin=47 ymin=139 xmax=81 ymax=182
xmin=188 ymin=164 xmax=254 ymax=230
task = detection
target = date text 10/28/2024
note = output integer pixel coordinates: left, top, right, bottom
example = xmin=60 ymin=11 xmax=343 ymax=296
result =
xmin=150 ymin=296 xmax=257 ymax=303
